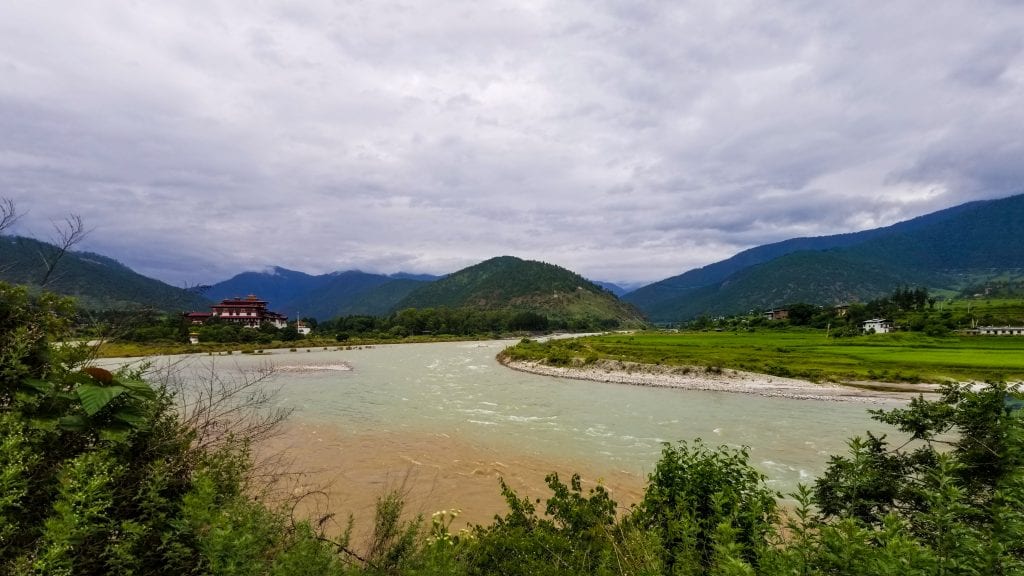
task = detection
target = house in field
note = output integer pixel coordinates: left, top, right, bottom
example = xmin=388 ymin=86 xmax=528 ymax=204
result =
xmin=976 ymin=326 xmax=1024 ymax=336
xmin=862 ymin=318 xmax=892 ymax=334
xmin=764 ymin=308 xmax=789 ymax=321
xmin=184 ymin=295 xmax=288 ymax=329
xmin=296 ymin=320 xmax=312 ymax=337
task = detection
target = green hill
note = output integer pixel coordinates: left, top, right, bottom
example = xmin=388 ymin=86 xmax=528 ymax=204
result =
xmin=0 ymin=236 xmax=210 ymax=312
xmin=624 ymin=199 xmax=983 ymax=313
xmin=642 ymin=251 xmax=927 ymax=321
xmin=394 ymin=256 xmax=646 ymax=327
xmin=629 ymin=193 xmax=1024 ymax=322
xmin=331 ymin=278 xmax=427 ymax=316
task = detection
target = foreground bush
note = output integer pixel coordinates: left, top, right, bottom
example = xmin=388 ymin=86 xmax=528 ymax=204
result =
xmin=0 ymin=283 xmax=350 ymax=575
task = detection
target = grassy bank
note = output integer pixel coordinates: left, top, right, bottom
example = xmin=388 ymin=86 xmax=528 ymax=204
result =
xmin=504 ymin=329 xmax=1024 ymax=384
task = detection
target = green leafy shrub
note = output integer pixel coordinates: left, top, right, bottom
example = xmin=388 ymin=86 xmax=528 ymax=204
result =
xmin=0 ymin=282 xmax=349 ymax=575
xmin=633 ymin=440 xmax=778 ymax=574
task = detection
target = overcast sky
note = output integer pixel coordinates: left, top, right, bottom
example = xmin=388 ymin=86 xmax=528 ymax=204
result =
xmin=2 ymin=1 xmax=1022 ymax=287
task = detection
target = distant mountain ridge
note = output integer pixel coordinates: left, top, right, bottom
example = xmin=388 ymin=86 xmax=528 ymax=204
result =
xmin=0 ymin=236 xmax=210 ymax=312
xmin=205 ymin=267 xmax=440 ymax=320
xmin=395 ymin=256 xmax=646 ymax=326
xmin=625 ymin=193 xmax=1024 ymax=322
xmin=203 ymin=266 xmax=323 ymax=308
xmin=591 ymin=281 xmax=631 ymax=296
xmin=7 ymin=194 xmax=1019 ymax=324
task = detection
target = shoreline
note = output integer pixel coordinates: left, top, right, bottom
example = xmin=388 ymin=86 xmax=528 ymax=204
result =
xmin=498 ymin=356 xmax=936 ymax=403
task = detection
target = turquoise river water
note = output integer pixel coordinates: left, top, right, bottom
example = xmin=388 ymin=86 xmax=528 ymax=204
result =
xmin=114 ymin=339 xmax=902 ymax=495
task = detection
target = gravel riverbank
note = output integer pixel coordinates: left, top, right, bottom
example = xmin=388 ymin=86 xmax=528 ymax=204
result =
xmin=499 ymin=356 xmax=936 ymax=404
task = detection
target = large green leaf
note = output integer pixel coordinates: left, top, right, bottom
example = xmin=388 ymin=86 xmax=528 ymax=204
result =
xmin=118 ymin=378 xmax=157 ymax=401
xmin=58 ymin=415 xmax=88 ymax=431
xmin=20 ymin=379 xmax=54 ymax=394
xmin=28 ymin=417 xmax=59 ymax=432
xmin=77 ymin=384 xmax=127 ymax=416
xmin=112 ymin=404 xmax=149 ymax=428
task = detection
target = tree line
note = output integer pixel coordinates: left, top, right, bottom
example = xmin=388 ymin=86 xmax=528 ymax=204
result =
xmin=688 ymin=285 xmax=1015 ymax=337
xmin=87 ymin=304 xmax=626 ymax=346
xmin=318 ymin=307 xmax=621 ymax=340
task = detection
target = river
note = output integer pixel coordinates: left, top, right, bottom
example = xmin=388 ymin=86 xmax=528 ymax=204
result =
xmin=107 ymin=340 xmax=900 ymax=529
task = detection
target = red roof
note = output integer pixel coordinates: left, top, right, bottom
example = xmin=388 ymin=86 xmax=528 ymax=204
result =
xmin=217 ymin=298 xmax=268 ymax=306
xmin=184 ymin=294 xmax=287 ymax=322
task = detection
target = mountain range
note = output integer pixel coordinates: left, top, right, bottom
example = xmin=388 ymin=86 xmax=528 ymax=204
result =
xmin=624 ymin=193 xmax=1024 ymax=322
xmin=202 ymin=267 xmax=438 ymax=319
xmin=3 ymin=193 xmax=1022 ymax=324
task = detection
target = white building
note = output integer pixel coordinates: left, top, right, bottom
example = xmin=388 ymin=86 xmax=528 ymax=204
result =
xmin=862 ymin=319 xmax=892 ymax=334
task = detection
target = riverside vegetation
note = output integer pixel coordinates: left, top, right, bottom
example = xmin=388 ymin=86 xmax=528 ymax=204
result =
xmin=90 ymin=305 xmax=621 ymax=358
xmin=505 ymin=329 xmax=1024 ymax=384
xmin=3 ymin=281 xmax=1024 ymax=574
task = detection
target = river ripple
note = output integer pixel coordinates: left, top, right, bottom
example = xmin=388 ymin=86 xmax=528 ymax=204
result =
xmin=108 ymin=339 xmax=899 ymax=496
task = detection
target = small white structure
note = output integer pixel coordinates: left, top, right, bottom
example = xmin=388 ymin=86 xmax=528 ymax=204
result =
xmin=977 ymin=326 xmax=1024 ymax=336
xmin=862 ymin=319 xmax=892 ymax=334
xmin=296 ymin=321 xmax=312 ymax=337
xmin=188 ymin=332 xmax=200 ymax=345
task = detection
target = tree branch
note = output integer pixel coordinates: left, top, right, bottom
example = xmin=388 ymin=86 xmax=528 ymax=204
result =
xmin=39 ymin=213 xmax=90 ymax=286
xmin=0 ymin=197 xmax=19 ymax=235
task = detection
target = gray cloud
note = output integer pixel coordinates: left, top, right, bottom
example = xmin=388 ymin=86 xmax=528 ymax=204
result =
xmin=1 ymin=0 xmax=1022 ymax=286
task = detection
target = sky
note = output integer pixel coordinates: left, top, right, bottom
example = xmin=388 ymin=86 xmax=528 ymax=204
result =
xmin=1 ymin=1 xmax=1022 ymax=288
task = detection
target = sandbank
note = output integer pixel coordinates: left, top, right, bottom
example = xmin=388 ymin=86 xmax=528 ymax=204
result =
xmin=499 ymin=357 xmax=936 ymax=403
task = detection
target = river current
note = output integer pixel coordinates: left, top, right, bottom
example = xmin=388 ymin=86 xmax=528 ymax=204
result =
xmin=118 ymin=339 xmax=897 ymax=494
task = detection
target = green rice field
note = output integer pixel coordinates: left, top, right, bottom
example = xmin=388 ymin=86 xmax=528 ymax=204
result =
xmin=506 ymin=329 xmax=1024 ymax=384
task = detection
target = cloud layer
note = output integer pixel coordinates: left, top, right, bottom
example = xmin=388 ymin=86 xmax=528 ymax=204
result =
xmin=2 ymin=1 xmax=1022 ymax=286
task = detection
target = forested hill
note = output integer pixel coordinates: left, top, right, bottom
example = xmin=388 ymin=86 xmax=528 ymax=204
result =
xmin=0 ymin=236 xmax=209 ymax=312
xmin=627 ymin=193 xmax=1024 ymax=322
xmin=282 ymin=273 xmax=427 ymax=319
xmin=395 ymin=256 xmax=646 ymax=326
